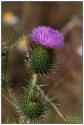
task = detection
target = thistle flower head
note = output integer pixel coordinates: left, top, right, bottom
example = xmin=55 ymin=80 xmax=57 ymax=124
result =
xmin=30 ymin=26 xmax=64 ymax=48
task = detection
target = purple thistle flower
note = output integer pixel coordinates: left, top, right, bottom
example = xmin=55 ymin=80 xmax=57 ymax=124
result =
xmin=30 ymin=26 xmax=64 ymax=49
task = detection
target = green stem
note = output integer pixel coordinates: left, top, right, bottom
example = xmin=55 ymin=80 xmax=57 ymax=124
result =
xmin=32 ymin=74 xmax=38 ymax=85
xmin=4 ymin=23 xmax=18 ymax=75
xmin=29 ymin=74 xmax=38 ymax=94
xmin=9 ymin=35 xmax=29 ymax=51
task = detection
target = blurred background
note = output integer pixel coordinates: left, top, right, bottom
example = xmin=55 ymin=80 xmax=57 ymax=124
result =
xmin=2 ymin=1 xmax=82 ymax=124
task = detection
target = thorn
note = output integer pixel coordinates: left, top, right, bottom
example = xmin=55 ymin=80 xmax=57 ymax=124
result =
xmin=55 ymin=104 xmax=61 ymax=106
xmin=24 ymin=59 xmax=27 ymax=62
xmin=46 ymin=75 xmax=49 ymax=78
xmin=25 ymin=35 xmax=30 ymax=39
xmin=42 ymin=115 xmax=48 ymax=118
xmin=2 ymin=94 xmax=17 ymax=108
xmin=22 ymin=86 xmax=26 ymax=90
xmin=45 ymin=110 xmax=50 ymax=113
xmin=50 ymin=96 xmax=58 ymax=101
xmin=59 ymin=113 xmax=67 ymax=122
xmin=23 ymin=78 xmax=29 ymax=82
xmin=42 ymin=118 xmax=45 ymax=121
xmin=9 ymin=82 xmax=12 ymax=86
xmin=39 ymin=84 xmax=50 ymax=87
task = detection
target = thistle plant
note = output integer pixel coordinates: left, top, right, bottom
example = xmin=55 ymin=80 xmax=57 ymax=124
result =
xmin=2 ymin=25 xmax=66 ymax=123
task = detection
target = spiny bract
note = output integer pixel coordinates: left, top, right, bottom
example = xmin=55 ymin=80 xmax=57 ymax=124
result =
xmin=26 ymin=45 xmax=57 ymax=75
xmin=18 ymin=91 xmax=47 ymax=122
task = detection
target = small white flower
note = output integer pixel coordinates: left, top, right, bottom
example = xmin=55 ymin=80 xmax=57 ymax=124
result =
xmin=3 ymin=11 xmax=19 ymax=26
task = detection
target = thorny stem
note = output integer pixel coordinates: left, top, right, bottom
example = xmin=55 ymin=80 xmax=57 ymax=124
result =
xmin=4 ymin=22 xmax=18 ymax=75
xmin=3 ymin=22 xmax=18 ymax=106
xmin=2 ymin=77 xmax=17 ymax=105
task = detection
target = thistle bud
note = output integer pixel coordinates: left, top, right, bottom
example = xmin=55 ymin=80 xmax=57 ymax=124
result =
xmin=25 ymin=45 xmax=57 ymax=75
xmin=18 ymin=91 xmax=47 ymax=122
